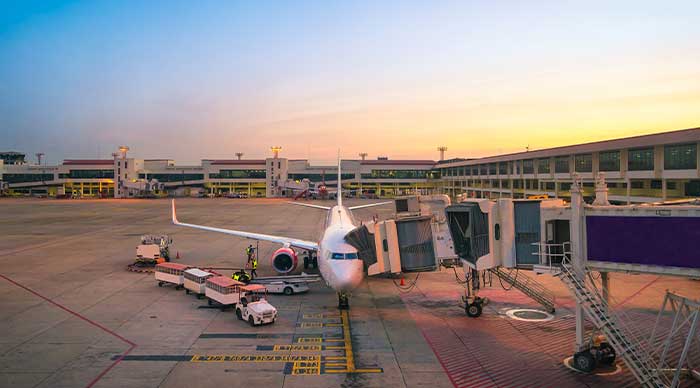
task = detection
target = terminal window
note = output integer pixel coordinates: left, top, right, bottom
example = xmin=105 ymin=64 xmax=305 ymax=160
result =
xmin=555 ymin=157 xmax=569 ymax=173
xmin=628 ymin=148 xmax=654 ymax=171
xmin=664 ymin=143 xmax=697 ymax=170
xmin=599 ymin=151 xmax=620 ymax=171
xmin=537 ymin=159 xmax=550 ymax=173
xmin=574 ymin=154 xmax=592 ymax=172
xmin=523 ymin=159 xmax=534 ymax=174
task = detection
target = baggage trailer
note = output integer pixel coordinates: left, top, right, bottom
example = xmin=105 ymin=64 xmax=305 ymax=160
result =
xmin=205 ymin=276 xmax=245 ymax=310
xmin=183 ymin=268 xmax=218 ymax=298
xmin=155 ymin=262 xmax=191 ymax=289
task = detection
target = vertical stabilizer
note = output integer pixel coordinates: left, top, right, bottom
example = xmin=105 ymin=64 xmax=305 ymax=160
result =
xmin=337 ymin=150 xmax=342 ymax=207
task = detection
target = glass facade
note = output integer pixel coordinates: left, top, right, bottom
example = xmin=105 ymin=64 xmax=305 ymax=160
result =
xmin=59 ymin=169 xmax=114 ymax=179
xmin=555 ymin=157 xmax=570 ymax=173
xmin=628 ymin=148 xmax=654 ymax=171
xmin=498 ymin=162 xmax=508 ymax=175
xmin=574 ymin=154 xmax=592 ymax=172
xmin=489 ymin=163 xmax=497 ymax=175
xmin=537 ymin=159 xmax=550 ymax=173
xmin=664 ymin=143 xmax=697 ymax=170
xmin=210 ymin=169 xmax=266 ymax=179
xmin=598 ymin=150 xmax=620 ymax=171
xmin=3 ymin=173 xmax=54 ymax=183
xmin=522 ymin=159 xmax=534 ymax=174
xmin=359 ymin=170 xmax=427 ymax=179
xmin=148 ymin=173 xmax=204 ymax=182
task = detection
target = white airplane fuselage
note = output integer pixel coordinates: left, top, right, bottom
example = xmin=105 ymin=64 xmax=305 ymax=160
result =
xmin=317 ymin=205 xmax=364 ymax=293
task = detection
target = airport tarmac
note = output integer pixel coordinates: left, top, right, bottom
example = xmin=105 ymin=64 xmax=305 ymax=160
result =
xmin=0 ymin=198 xmax=698 ymax=388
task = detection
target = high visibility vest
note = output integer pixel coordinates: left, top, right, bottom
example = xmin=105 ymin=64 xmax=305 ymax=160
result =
xmin=246 ymin=247 xmax=252 ymax=255
xmin=252 ymin=259 xmax=258 ymax=269
xmin=232 ymin=273 xmax=240 ymax=280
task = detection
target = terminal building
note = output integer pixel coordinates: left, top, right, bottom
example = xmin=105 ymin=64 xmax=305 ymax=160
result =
xmin=437 ymin=127 xmax=700 ymax=204
xmin=1 ymin=127 xmax=699 ymax=203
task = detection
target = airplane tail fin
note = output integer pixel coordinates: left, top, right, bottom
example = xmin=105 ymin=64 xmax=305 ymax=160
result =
xmin=171 ymin=199 xmax=180 ymax=224
xmin=337 ymin=149 xmax=342 ymax=208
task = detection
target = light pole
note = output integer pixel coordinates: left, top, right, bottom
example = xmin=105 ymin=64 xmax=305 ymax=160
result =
xmin=236 ymin=152 xmax=244 ymax=160
xmin=358 ymin=152 xmax=368 ymax=161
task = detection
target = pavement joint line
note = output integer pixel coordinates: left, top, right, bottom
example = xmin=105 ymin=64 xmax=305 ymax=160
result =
xmin=0 ymin=273 xmax=137 ymax=388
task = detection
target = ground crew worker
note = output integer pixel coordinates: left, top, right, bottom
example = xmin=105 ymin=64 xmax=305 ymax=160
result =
xmin=246 ymin=245 xmax=255 ymax=261
xmin=250 ymin=257 xmax=258 ymax=279
xmin=232 ymin=269 xmax=250 ymax=283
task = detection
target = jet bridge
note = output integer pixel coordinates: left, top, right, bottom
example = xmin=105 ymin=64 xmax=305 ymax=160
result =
xmin=344 ymin=195 xmax=456 ymax=276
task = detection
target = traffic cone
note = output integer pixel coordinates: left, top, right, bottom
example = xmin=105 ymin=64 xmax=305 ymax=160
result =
xmin=400 ymin=277 xmax=405 ymax=286
xmin=176 ymin=251 xmax=180 ymax=260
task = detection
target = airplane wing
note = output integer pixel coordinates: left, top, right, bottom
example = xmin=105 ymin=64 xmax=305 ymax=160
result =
xmin=286 ymin=201 xmax=331 ymax=210
xmin=171 ymin=200 xmax=318 ymax=251
xmin=348 ymin=201 xmax=394 ymax=211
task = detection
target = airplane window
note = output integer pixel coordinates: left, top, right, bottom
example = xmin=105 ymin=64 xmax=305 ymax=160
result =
xmin=345 ymin=253 xmax=358 ymax=259
xmin=331 ymin=253 xmax=345 ymax=260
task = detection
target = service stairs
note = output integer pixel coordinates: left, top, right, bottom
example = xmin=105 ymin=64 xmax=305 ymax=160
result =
xmin=489 ymin=267 xmax=556 ymax=313
xmin=556 ymin=261 xmax=668 ymax=388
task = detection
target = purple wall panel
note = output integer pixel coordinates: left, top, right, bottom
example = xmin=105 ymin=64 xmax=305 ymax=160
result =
xmin=586 ymin=216 xmax=700 ymax=269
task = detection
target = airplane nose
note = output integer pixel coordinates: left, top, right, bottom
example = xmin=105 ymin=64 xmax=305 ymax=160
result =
xmin=334 ymin=261 xmax=363 ymax=291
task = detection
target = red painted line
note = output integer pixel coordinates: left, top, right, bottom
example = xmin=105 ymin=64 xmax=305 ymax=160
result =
xmin=0 ymin=273 xmax=136 ymax=388
xmin=613 ymin=275 xmax=661 ymax=308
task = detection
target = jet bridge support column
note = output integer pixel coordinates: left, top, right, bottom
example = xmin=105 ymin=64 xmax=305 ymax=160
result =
xmin=570 ymin=177 xmax=586 ymax=351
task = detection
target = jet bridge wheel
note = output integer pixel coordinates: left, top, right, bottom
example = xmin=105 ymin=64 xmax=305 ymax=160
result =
xmin=466 ymin=303 xmax=482 ymax=318
xmin=573 ymin=350 xmax=596 ymax=373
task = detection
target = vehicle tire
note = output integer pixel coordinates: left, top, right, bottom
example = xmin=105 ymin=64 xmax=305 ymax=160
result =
xmin=283 ymin=287 xmax=294 ymax=296
xmin=158 ymin=282 xmax=164 ymax=287
xmin=248 ymin=316 xmax=255 ymax=326
xmin=304 ymin=257 xmax=309 ymax=269
xmin=312 ymin=257 xmax=318 ymax=269
xmin=573 ymin=350 xmax=596 ymax=373
xmin=236 ymin=308 xmax=243 ymax=320
xmin=185 ymin=289 xmax=190 ymax=294
xmin=196 ymin=294 xmax=202 ymax=299
xmin=207 ymin=299 xmax=212 ymax=306
xmin=466 ymin=303 xmax=482 ymax=318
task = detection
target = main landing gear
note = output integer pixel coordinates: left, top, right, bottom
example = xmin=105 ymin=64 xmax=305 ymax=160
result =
xmin=338 ymin=292 xmax=349 ymax=310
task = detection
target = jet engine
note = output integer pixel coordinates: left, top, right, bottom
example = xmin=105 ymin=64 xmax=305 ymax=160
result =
xmin=271 ymin=247 xmax=297 ymax=274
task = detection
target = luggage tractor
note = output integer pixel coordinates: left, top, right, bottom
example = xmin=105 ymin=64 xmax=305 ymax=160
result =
xmin=235 ymin=284 xmax=277 ymax=326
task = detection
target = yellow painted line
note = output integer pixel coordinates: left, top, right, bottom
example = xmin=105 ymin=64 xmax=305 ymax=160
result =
xmin=341 ymin=310 xmax=355 ymax=372
xmin=325 ymin=346 xmax=345 ymax=350
xmin=296 ymin=337 xmax=322 ymax=343
xmin=324 ymin=368 xmax=383 ymax=374
xmin=300 ymin=322 xmax=323 ymax=329
xmin=190 ymin=354 xmax=320 ymax=363
xmin=273 ymin=344 xmax=322 ymax=352
xmin=324 ymin=356 xmax=347 ymax=360
xmin=324 ymin=363 xmax=346 ymax=367
xmin=323 ymin=339 xmax=344 ymax=342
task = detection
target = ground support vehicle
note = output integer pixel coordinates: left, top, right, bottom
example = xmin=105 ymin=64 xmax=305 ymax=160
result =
xmin=129 ymin=235 xmax=173 ymax=272
xmin=205 ymin=276 xmax=245 ymax=310
xmin=235 ymin=285 xmax=277 ymax=326
xmin=572 ymin=334 xmax=616 ymax=373
xmin=250 ymin=274 xmax=320 ymax=295
xmin=183 ymin=268 xmax=219 ymax=298
xmin=155 ymin=262 xmax=190 ymax=289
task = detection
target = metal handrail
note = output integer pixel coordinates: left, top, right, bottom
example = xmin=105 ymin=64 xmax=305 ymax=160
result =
xmin=559 ymin=257 xmax=670 ymax=387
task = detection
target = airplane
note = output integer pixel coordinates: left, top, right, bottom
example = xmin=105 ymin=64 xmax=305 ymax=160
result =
xmin=170 ymin=156 xmax=392 ymax=309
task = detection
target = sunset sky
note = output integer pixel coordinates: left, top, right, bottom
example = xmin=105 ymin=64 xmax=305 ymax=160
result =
xmin=1 ymin=1 xmax=699 ymax=164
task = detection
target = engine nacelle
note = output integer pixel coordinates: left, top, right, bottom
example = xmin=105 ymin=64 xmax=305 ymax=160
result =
xmin=271 ymin=247 xmax=298 ymax=274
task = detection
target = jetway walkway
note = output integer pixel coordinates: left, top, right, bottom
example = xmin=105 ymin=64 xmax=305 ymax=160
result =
xmin=556 ymin=257 xmax=669 ymax=387
xmin=489 ymin=267 xmax=556 ymax=313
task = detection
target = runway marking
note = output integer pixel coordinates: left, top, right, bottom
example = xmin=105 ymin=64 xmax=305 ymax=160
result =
xmin=190 ymin=354 xmax=320 ymax=363
xmin=118 ymin=309 xmax=382 ymax=376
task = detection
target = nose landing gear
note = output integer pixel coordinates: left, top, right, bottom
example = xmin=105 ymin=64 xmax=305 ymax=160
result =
xmin=338 ymin=292 xmax=349 ymax=309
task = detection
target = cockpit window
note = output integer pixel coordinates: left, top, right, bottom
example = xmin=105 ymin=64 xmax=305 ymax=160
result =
xmin=330 ymin=252 xmax=359 ymax=260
